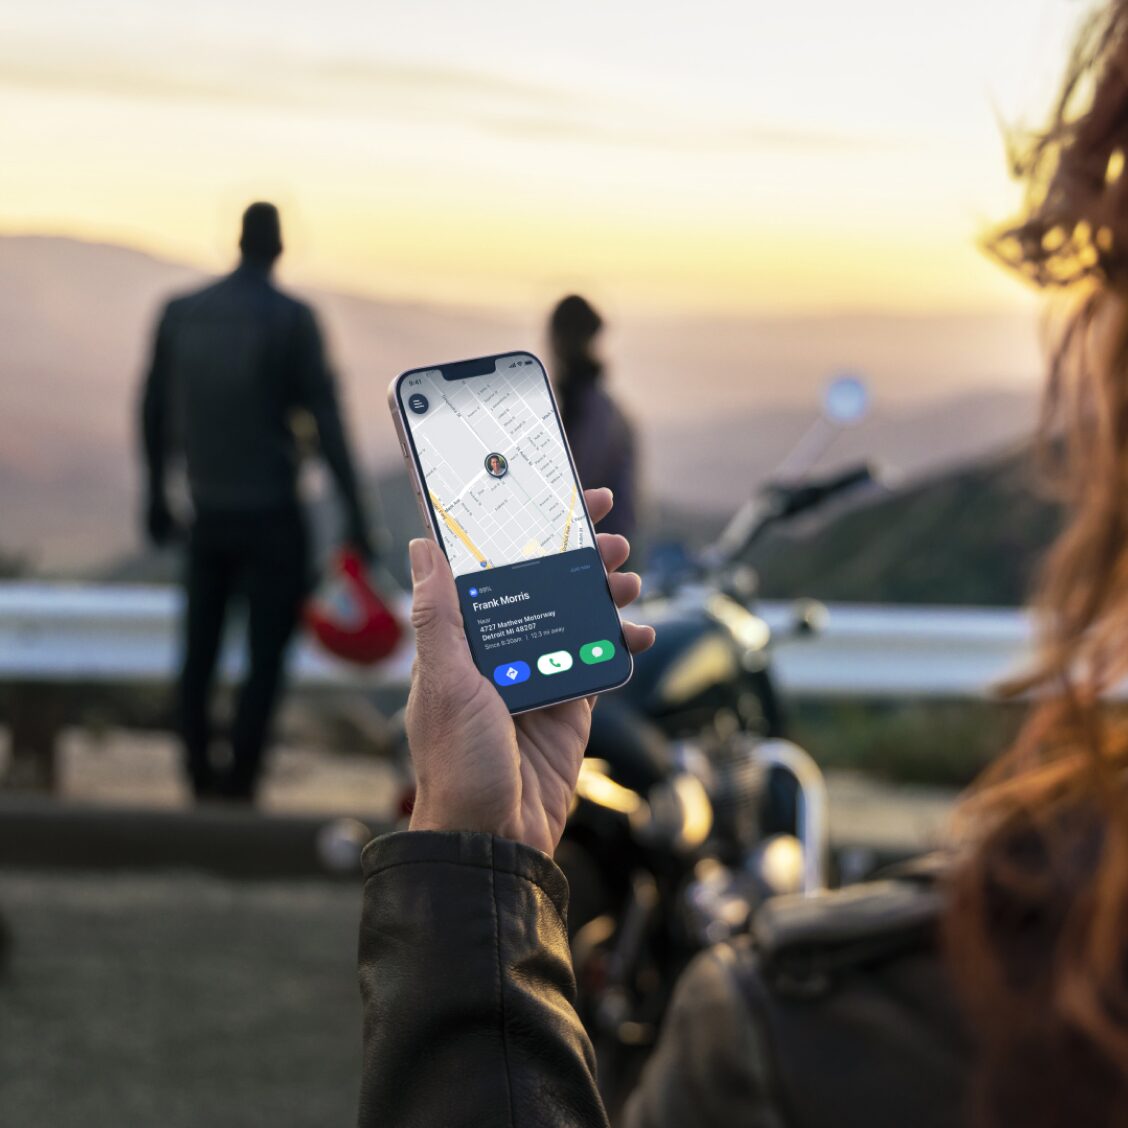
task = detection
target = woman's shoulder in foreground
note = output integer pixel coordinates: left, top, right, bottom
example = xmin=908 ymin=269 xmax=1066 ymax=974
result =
xmin=625 ymin=866 xmax=970 ymax=1128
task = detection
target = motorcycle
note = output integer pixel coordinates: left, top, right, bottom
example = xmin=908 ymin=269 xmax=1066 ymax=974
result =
xmin=558 ymin=375 xmax=880 ymax=1111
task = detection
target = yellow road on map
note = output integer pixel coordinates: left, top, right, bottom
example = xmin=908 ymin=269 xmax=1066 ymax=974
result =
xmin=429 ymin=491 xmax=487 ymax=566
xmin=560 ymin=485 xmax=578 ymax=552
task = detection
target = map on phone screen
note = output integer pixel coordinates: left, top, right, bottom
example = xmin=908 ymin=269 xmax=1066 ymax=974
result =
xmin=396 ymin=352 xmax=631 ymax=714
xmin=399 ymin=357 xmax=593 ymax=578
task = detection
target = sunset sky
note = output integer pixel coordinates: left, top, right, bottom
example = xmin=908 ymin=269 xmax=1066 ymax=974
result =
xmin=1 ymin=0 xmax=1081 ymax=314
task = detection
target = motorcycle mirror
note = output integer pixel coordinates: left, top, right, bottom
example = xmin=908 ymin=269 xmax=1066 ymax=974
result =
xmin=822 ymin=373 xmax=870 ymax=426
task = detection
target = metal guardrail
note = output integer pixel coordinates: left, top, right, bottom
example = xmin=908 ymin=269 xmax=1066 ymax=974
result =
xmin=0 ymin=582 xmax=1036 ymax=699
xmin=0 ymin=582 xmax=415 ymax=688
xmin=762 ymin=603 xmax=1035 ymax=698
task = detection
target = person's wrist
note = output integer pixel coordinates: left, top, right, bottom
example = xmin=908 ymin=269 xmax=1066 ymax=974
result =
xmin=407 ymin=788 xmax=525 ymax=847
xmin=406 ymin=794 xmax=452 ymax=834
xmin=408 ymin=783 xmax=491 ymax=833
xmin=407 ymin=784 xmax=473 ymax=836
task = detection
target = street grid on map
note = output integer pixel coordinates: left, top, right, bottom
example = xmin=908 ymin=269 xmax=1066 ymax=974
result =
xmin=403 ymin=363 xmax=593 ymax=578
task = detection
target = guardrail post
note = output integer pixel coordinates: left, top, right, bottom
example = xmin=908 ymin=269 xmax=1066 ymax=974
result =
xmin=3 ymin=683 xmax=62 ymax=791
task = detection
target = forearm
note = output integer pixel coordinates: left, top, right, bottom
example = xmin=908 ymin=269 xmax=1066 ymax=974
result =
xmin=290 ymin=309 xmax=370 ymax=547
xmin=140 ymin=352 xmax=167 ymax=500
xmin=139 ymin=311 xmax=170 ymax=500
xmin=142 ymin=431 xmax=166 ymax=499
xmin=316 ymin=410 xmax=369 ymax=541
xmin=357 ymin=830 xmax=608 ymax=1128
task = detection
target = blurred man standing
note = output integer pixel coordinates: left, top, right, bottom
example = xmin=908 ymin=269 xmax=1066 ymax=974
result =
xmin=140 ymin=202 xmax=373 ymax=802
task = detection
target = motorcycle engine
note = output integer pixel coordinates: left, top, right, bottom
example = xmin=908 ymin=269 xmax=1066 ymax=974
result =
xmin=705 ymin=733 xmax=768 ymax=856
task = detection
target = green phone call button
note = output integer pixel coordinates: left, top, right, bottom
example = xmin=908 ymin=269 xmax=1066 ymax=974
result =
xmin=580 ymin=640 xmax=616 ymax=665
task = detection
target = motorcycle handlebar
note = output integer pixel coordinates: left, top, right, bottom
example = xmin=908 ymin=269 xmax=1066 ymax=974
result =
xmin=814 ymin=462 xmax=875 ymax=496
xmin=703 ymin=462 xmax=879 ymax=570
xmin=771 ymin=462 xmax=876 ymax=519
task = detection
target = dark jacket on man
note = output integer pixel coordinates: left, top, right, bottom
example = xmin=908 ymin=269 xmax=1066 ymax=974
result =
xmin=141 ymin=260 xmax=369 ymax=542
xmin=357 ymin=831 xmax=971 ymax=1128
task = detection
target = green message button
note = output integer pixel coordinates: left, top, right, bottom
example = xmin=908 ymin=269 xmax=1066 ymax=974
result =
xmin=580 ymin=640 xmax=616 ymax=665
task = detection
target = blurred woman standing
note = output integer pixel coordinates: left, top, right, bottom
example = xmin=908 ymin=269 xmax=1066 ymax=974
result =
xmin=549 ymin=295 xmax=638 ymax=542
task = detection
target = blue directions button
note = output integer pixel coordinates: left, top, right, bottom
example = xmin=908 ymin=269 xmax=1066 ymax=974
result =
xmin=493 ymin=660 xmax=531 ymax=688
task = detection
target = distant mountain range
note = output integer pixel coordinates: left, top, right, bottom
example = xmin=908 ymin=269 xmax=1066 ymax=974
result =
xmin=0 ymin=235 xmax=526 ymax=569
xmin=752 ymin=447 xmax=1062 ymax=606
xmin=104 ymin=443 xmax=1062 ymax=610
xmin=0 ymin=234 xmax=1045 ymax=575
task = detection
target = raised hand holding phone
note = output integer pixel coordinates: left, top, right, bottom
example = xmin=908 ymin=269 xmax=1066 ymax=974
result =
xmin=391 ymin=351 xmax=634 ymax=714
xmin=406 ymin=487 xmax=654 ymax=856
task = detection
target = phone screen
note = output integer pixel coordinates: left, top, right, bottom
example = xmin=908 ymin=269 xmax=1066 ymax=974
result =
xmin=394 ymin=352 xmax=632 ymax=712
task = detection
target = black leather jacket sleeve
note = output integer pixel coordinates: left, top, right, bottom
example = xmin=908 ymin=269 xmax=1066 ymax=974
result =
xmin=357 ymin=830 xmax=610 ymax=1128
xmin=139 ymin=305 xmax=174 ymax=505
xmin=289 ymin=305 xmax=372 ymax=556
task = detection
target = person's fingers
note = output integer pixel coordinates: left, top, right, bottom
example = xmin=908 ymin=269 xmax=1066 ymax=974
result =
xmin=608 ymin=570 xmax=642 ymax=609
xmin=621 ymin=620 xmax=657 ymax=654
xmin=408 ymin=539 xmax=475 ymax=673
xmin=597 ymin=532 xmax=630 ymax=573
xmin=585 ymin=487 xmax=614 ymax=526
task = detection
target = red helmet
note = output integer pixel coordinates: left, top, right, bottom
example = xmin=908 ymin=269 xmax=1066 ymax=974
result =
xmin=304 ymin=548 xmax=402 ymax=666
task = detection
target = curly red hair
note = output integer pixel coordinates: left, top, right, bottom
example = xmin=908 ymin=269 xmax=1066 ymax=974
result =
xmin=948 ymin=6 xmax=1128 ymax=1125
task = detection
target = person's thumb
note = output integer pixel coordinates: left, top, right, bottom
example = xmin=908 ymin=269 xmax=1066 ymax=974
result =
xmin=409 ymin=539 xmax=470 ymax=669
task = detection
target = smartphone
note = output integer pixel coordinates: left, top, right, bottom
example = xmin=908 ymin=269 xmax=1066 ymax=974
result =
xmin=389 ymin=351 xmax=633 ymax=713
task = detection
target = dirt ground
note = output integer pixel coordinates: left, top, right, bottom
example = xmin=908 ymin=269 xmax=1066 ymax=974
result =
xmin=45 ymin=727 xmax=401 ymax=818
xmin=10 ymin=726 xmax=957 ymax=853
xmin=0 ymin=870 xmax=364 ymax=1128
xmin=0 ymin=729 xmax=958 ymax=1126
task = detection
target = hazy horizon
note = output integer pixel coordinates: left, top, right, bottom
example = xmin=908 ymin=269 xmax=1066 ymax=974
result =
xmin=0 ymin=233 xmax=1043 ymax=572
xmin=1 ymin=0 xmax=1080 ymax=317
xmin=1 ymin=228 xmax=1046 ymax=327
